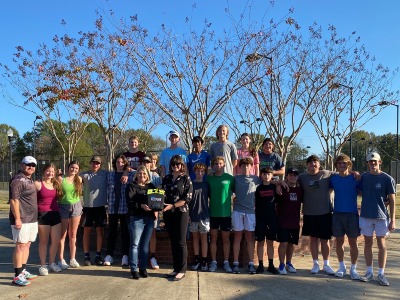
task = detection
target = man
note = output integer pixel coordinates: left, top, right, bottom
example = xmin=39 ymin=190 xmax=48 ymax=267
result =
xmin=207 ymin=156 xmax=235 ymax=273
xmin=123 ymin=135 xmax=146 ymax=170
xmin=9 ymin=156 xmax=39 ymax=286
xmin=359 ymin=152 xmax=396 ymax=286
xmin=159 ymin=131 xmax=187 ymax=177
xmin=81 ymin=156 xmax=109 ymax=266
xmin=297 ymin=155 xmax=335 ymax=275
xmin=330 ymin=154 xmax=361 ymax=279
xmin=209 ymin=125 xmax=238 ymax=176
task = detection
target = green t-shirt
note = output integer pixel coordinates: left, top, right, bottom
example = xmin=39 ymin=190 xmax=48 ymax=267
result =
xmin=207 ymin=173 xmax=234 ymax=217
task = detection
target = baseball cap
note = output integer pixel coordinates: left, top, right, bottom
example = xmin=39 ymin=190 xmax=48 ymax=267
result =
xmin=90 ymin=155 xmax=102 ymax=163
xmin=169 ymin=131 xmax=180 ymax=138
xmin=143 ymin=156 xmax=151 ymax=163
xmin=287 ymin=168 xmax=299 ymax=175
xmin=366 ymin=152 xmax=381 ymax=162
xmin=22 ymin=156 xmax=37 ymax=165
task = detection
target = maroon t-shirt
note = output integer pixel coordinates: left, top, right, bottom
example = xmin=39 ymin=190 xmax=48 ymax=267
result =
xmin=123 ymin=151 xmax=146 ymax=170
xmin=276 ymin=186 xmax=303 ymax=229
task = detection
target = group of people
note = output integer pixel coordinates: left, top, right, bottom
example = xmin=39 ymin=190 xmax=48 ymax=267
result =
xmin=8 ymin=124 xmax=396 ymax=287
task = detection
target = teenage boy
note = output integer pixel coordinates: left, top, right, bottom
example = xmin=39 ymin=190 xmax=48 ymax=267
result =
xmin=258 ymin=138 xmax=285 ymax=178
xmin=255 ymin=167 xmax=279 ymax=274
xmin=297 ymin=155 xmax=335 ymax=275
xmin=209 ymin=125 xmax=238 ymax=175
xmin=81 ymin=156 xmax=109 ymax=266
xmin=207 ymin=156 xmax=235 ymax=273
xmin=232 ymin=158 xmax=261 ymax=274
xmin=187 ymin=136 xmax=211 ymax=180
xmin=276 ymin=168 xmax=303 ymax=275
xmin=359 ymin=152 xmax=396 ymax=286
xmin=159 ymin=131 xmax=187 ymax=177
xmin=123 ymin=135 xmax=146 ymax=170
xmin=330 ymin=154 xmax=361 ymax=280
xmin=9 ymin=156 xmax=39 ymax=286
xmin=189 ymin=163 xmax=210 ymax=271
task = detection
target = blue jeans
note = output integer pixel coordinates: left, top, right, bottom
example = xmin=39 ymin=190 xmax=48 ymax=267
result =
xmin=128 ymin=215 xmax=154 ymax=271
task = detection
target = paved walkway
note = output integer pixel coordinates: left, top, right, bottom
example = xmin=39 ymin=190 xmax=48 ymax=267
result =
xmin=0 ymin=212 xmax=399 ymax=300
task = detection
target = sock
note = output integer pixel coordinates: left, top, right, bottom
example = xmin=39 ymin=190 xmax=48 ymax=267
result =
xmin=233 ymin=261 xmax=239 ymax=266
xmin=286 ymin=261 xmax=291 ymax=265
xmin=201 ymin=257 xmax=207 ymax=265
xmin=323 ymin=260 xmax=329 ymax=266
xmin=339 ymin=261 xmax=346 ymax=269
xmin=279 ymin=262 xmax=285 ymax=269
xmin=96 ymin=252 xmax=101 ymax=257
xmin=367 ymin=266 xmax=373 ymax=274
xmin=350 ymin=264 xmax=356 ymax=270
xmin=150 ymin=253 xmax=155 ymax=258
xmin=224 ymin=260 xmax=229 ymax=264
xmin=22 ymin=264 xmax=26 ymax=270
xmin=84 ymin=252 xmax=90 ymax=258
xmin=194 ymin=255 xmax=200 ymax=263
xmin=248 ymin=262 xmax=254 ymax=266
xmin=378 ymin=268 xmax=384 ymax=275
xmin=258 ymin=260 xmax=263 ymax=266
xmin=313 ymin=259 xmax=319 ymax=265
xmin=15 ymin=267 xmax=23 ymax=277
xmin=268 ymin=259 xmax=273 ymax=267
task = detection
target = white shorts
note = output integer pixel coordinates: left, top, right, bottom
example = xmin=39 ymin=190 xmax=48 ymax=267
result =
xmin=11 ymin=222 xmax=38 ymax=244
xmin=190 ymin=219 xmax=210 ymax=234
xmin=231 ymin=211 xmax=255 ymax=232
xmin=359 ymin=217 xmax=389 ymax=237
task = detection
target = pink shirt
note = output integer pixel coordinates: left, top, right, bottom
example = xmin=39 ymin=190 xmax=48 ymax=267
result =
xmin=37 ymin=181 xmax=60 ymax=212
xmin=234 ymin=149 xmax=260 ymax=175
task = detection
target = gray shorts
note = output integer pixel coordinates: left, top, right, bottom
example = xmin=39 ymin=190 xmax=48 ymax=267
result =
xmin=332 ymin=212 xmax=360 ymax=238
xmin=59 ymin=202 xmax=83 ymax=219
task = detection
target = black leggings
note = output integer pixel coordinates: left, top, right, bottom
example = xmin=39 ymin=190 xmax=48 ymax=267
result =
xmin=107 ymin=214 xmax=129 ymax=256
xmin=164 ymin=211 xmax=189 ymax=273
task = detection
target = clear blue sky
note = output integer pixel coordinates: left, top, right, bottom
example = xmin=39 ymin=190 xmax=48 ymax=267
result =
xmin=1 ymin=0 xmax=399 ymax=155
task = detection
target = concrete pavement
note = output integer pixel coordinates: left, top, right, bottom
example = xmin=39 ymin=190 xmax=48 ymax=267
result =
xmin=0 ymin=212 xmax=399 ymax=300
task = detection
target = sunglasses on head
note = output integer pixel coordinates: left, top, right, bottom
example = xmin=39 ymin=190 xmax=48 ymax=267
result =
xmin=25 ymin=163 xmax=36 ymax=167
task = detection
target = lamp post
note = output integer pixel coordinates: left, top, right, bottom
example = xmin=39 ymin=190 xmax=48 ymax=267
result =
xmin=7 ymin=128 xmax=13 ymax=178
xmin=33 ymin=115 xmax=42 ymax=180
xmin=377 ymin=100 xmax=399 ymax=183
xmin=329 ymin=83 xmax=353 ymax=161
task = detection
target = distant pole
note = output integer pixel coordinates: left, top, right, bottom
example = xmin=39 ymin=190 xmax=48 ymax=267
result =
xmin=7 ymin=128 xmax=13 ymax=179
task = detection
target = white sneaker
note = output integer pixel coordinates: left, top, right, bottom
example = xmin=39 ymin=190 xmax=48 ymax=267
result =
xmin=39 ymin=265 xmax=49 ymax=276
xmin=209 ymin=261 xmax=218 ymax=272
xmin=323 ymin=265 xmax=335 ymax=275
xmin=278 ymin=265 xmax=287 ymax=275
xmin=335 ymin=267 xmax=346 ymax=278
xmin=59 ymin=259 xmax=69 ymax=270
xmin=69 ymin=258 xmax=80 ymax=268
xmin=350 ymin=268 xmax=361 ymax=280
xmin=286 ymin=263 xmax=297 ymax=273
xmin=150 ymin=257 xmax=159 ymax=269
xmin=311 ymin=263 xmax=320 ymax=274
xmin=104 ymin=255 xmax=113 ymax=266
xmin=121 ymin=255 xmax=129 ymax=266
xmin=50 ymin=262 xmax=62 ymax=273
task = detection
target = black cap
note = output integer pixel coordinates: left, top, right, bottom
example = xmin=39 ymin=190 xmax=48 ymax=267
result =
xmin=287 ymin=168 xmax=299 ymax=175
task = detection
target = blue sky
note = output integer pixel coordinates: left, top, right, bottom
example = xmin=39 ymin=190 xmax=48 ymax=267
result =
xmin=1 ymin=0 xmax=399 ymax=154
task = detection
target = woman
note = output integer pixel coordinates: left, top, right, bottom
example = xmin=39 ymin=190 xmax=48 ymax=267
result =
xmin=162 ymin=155 xmax=193 ymax=281
xmin=126 ymin=166 xmax=156 ymax=279
xmin=35 ymin=163 xmax=63 ymax=275
xmin=57 ymin=160 xmax=83 ymax=269
xmin=234 ymin=133 xmax=260 ymax=176
xmin=104 ymin=154 xmax=132 ymax=266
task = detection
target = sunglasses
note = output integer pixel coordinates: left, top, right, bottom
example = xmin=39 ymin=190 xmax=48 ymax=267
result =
xmin=171 ymin=163 xmax=182 ymax=166
xmin=25 ymin=163 xmax=36 ymax=167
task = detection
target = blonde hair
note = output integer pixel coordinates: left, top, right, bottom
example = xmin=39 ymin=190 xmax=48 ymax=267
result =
xmin=215 ymin=125 xmax=229 ymax=139
xmin=133 ymin=165 xmax=151 ymax=184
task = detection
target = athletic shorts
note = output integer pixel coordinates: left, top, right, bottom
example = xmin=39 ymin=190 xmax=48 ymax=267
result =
xmin=277 ymin=228 xmax=300 ymax=244
xmin=255 ymin=218 xmax=278 ymax=241
xmin=82 ymin=206 xmax=107 ymax=227
xmin=38 ymin=211 xmax=61 ymax=226
xmin=190 ymin=219 xmax=210 ymax=234
xmin=11 ymin=222 xmax=38 ymax=244
xmin=210 ymin=217 xmax=231 ymax=231
xmin=59 ymin=202 xmax=83 ymax=219
xmin=231 ymin=211 xmax=256 ymax=232
xmin=332 ymin=212 xmax=360 ymax=238
xmin=302 ymin=213 xmax=332 ymax=240
xmin=359 ymin=217 xmax=389 ymax=237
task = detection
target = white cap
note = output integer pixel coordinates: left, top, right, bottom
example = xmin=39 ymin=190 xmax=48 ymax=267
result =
xmin=366 ymin=152 xmax=381 ymax=162
xmin=22 ymin=156 xmax=37 ymax=165
xmin=169 ymin=131 xmax=180 ymax=138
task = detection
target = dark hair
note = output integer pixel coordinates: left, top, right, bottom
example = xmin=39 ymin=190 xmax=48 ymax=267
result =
xmin=192 ymin=135 xmax=204 ymax=144
xmin=262 ymin=137 xmax=274 ymax=147
xmin=67 ymin=160 xmax=82 ymax=197
xmin=306 ymin=155 xmax=320 ymax=164
xmin=260 ymin=167 xmax=274 ymax=174
xmin=240 ymin=133 xmax=257 ymax=157
xmin=112 ymin=154 xmax=129 ymax=171
xmin=239 ymin=157 xmax=254 ymax=166
xmin=168 ymin=155 xmax=187 ymax=174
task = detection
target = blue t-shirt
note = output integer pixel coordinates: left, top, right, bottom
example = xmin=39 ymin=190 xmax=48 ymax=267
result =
xmin=159 ymin=147 xmax=187 ymax=175
xmin=330 ymin=174 xmax=359 ymax=213
xmin=360 ymin=172 xmax=395 ymax=219
xmin=258 ymin=152 xmax=285 ymax=172
xmin=187 ymin=150 xmax=211 ymax=180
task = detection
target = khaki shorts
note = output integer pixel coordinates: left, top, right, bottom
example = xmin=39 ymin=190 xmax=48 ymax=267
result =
xmin=11 ymin=222 xmax=38 ymax=244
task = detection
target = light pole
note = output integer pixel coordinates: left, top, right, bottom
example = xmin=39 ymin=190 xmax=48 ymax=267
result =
xmin=33 ymin=115 xmax=42 ymax=179
xmin=329 ymin=83 xmax=354 ymax=162
xmin=7 ymin=128 xmax=13 ymax=179
xmin=377 ymin=100 xmax=399 ymax=184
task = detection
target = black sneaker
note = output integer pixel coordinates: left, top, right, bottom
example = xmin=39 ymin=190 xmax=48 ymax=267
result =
xmin=256 ymin=264 xmax=264 ymax=274
xmin=95 ymin=256 xmax=103 ymax=266
xmin=131 ymin=271 xmax=139 ymax=280
xmin=139 ymin=269 xmax=148 ymax=278
xmin=267 ymin=265 xmax=278 ymax=274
